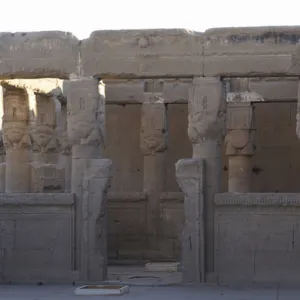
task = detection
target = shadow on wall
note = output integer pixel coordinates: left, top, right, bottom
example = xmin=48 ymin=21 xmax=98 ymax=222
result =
xmin=222 ymin=101 xmax=300 ymax=193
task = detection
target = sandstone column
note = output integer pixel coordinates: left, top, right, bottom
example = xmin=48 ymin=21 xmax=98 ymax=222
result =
xmin=176 ymin=158 xmax=204 ymax=283
xmin=59 ymin=102 xmax=72 ymax=192
xmin=226 ymin=80 xmax=264 ymax=192
xmin=1 ymin=83 xmax=31 ymax=193
xmin=0 ymin=86 xmax=5 ymax=192
xmin=140 ymin=92 xmax=168 ymax=257
xmin=29 ymin=92 xmax=64 ymax=192
xmin=296 ymin=81 xmax=300 ymax=143
xmin=0 ymin=86 xmax=5 ymax=163
xmin=30 ymin=93 xmax=59 ymax=164
xmin=187 ymin=77 xmax=226 ymax=279
xmin=68 ymin=77 xmax=112 ymax=281
xmin=225 ymin=93 xmax=263 ymax=192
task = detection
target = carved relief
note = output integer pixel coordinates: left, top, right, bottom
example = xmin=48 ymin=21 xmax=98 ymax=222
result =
xmin=30 ymin=94 xmax=59 ymax=153
xmin=82 ymin=159 xmax=113 ymax=280
xmin=67 ymin=79 xmax=105 ymax=147
xmin=297 ymin=83 xmax=300 ymax=139
xmin=58 ymin=131 xmax=72 ymax=156
xmin=140 ymin=101 xmax=168 ymax=155
xmin=225 ymin=103 xmax=255 ymax=156
xmin=187 ymin=78 xmax=226 ymax=144
xmin=31 ymin=162 xmax=65 ymax=193
xmin=138 ymin=36 xmax=150 ymax=48
xmin=2 ymin=86 xmax=31 ymax=151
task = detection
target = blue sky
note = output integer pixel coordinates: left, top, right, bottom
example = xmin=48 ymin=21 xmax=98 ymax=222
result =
xmin=2 ymin=0 xmax=300 ymax=39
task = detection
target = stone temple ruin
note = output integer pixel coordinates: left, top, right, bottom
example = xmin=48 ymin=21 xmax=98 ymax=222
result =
xmin=1 ymin=27 xmax=300 ymax=286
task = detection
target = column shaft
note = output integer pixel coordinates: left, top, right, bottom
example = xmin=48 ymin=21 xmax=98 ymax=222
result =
xmin=228 ymin=155 xmax=252 ymax=192
xmin=2 ymin=84 xmax=31 ymax=193
xmin=140 ymin=94 xmax=168 ymax=258
xmin=225 ymin=86 xmax=264 ymax=192
xmin=68 ymin=77 xmax=111 ymax=281
xmin=187 ymin=77 xmax=226 ymax=279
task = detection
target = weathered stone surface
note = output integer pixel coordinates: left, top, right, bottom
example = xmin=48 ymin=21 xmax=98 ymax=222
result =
xmin=188 ymin=77 xmax=226 ymax=145
xmin=0 ymin=32 xmax=78 ymax=79
xmin=104 ymin=78 xmax=191 ymax=104
xmin=0 ymin=28 xmax=297 ymax=78
xmin=0 ymin=163 xmax=6 ymax=192
xmin=214 ymin=193 xmax=300 ymax=285
xmin=58 ymin=103 xmax=72 ymax=192
xmin=247 ymin=77 xmax=298 ymax=101
xmin=31 ymin=162 xmax=65 ymax=193
xmin=226 ymin=91 xmax=264 ymax=103
xmin=0 ymin=193 xmax=76 ymax=283
xmin=82 ymin=158 xmax=112 ymax=281
xmin=296 ymin=81 xmax=300 ymax=139
xmin=187 ymin=77 xmax=225 ymax=279
xmin=140 ymin=97 xmax=168 ymax=156
xmin=68 ymin=78 xmax=105 ymax=152
xmin=30 ymin=93 xmax=59 ymax=157
xmin=225 ymin=87 xmax=261 ymax=193
xmin=1 ymin=84 xmax=31 ymax=192
xmin=204 ymin=26 xmax=300 ymax=76
xmin=226 ymin=103 xmax=255 ymax=154
xmin=176 ymin=158 xmax=204 ymax=283
xmin=1 ymin=79 xmax=65 ymax=100
xmin=67 ymin=77 xmax=109 ymax=281
xmin=81 ymin=29 xmax=203 ymax=77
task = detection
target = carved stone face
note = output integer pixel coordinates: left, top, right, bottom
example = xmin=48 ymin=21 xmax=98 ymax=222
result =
xmin=140 ymin=103 xmax=167 ymax=155
xmin=3 ymin=121 xmax=26 ymax=144
xmin=35 ymin=125 xmax=54 ymax=147
xmin=68 ymin=120 xmax=95 ymax=145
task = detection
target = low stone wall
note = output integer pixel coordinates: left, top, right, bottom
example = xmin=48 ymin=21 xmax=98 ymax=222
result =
xmin=214 ymin=193 xmax=300 ymax=286
xmin=0 ymin=193 xmax=77 ymax=283
xmin=107 ymin=192 xmax=184 ymax=261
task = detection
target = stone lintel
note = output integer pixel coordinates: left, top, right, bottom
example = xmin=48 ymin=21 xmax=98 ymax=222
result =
xmin=226 ymin=91 xmax=264 ymax=103
xmin=0 ymin=28 xmax=298 ymax=78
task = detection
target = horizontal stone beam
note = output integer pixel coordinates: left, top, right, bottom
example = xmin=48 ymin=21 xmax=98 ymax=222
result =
xmin=0 ymin=79 xmax=66 ymax=101
xmin=226 ymin=91 xmax=264 ymax=103
xmin=0 ymin=31 xmax=78 ymax=79
xmin=0 ymin=28 xmax=298 ymax=78
xmin=204 ymin=26 xmax=300 ymax=77
xmin=81 ymin=29 xmax=203 ymax=78
xmin=104 ymin=78 xmax=191 ymax=104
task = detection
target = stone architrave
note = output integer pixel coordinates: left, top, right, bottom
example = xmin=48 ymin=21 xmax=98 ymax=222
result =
xmin=187 ymin=77 xmax=226 ymax=279
xmin=225 ymin=91 xmax=264 ymax=192
xmin=1 ymin=83 xmax=31 ymax=193
xmin=140 ymin=92 xmax=168 ymax=257
xmin=175 ymin=158 xmax=204 ymax=283
xmin=67 ymin=77 xmax=111 ymax=281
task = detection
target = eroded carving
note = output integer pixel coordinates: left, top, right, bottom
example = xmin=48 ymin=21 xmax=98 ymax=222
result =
xmin=31 ymin=162 xmax=65 ymax=193
xmin=30 ymin=94 xmax=60 ymax=154
xmin=175 ymin=158 xmax=204 ymax=283
xmin=2 ymin=86 xmax=31 ymax=151
xmin=82 ymin=158 xmax=113 ymax=280
xmin=140 ymin=98 xmax=168 ymax=155
xmin=187 ymin=78 xmax=226 ymax=144
xmin=225 ymin=103 xmax=255 ymax=156
xmin=67 ymin=78 xmax=105 ymax=147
